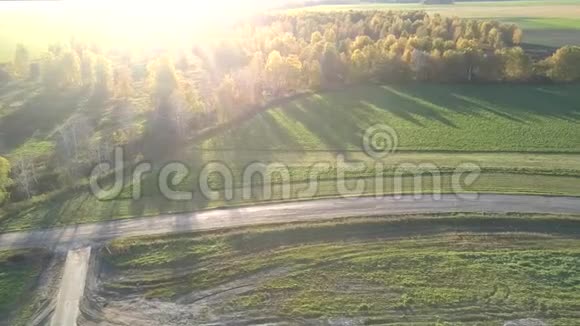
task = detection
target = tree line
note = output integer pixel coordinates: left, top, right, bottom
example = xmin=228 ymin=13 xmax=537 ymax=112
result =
xmin=1 ymin=10 xmax=580 ymax=205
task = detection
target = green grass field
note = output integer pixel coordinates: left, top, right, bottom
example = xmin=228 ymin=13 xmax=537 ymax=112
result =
xmin=0 ymin=249 xmax=50 ymax=323
xmin=1 ymin=83 xmax=580 ymax=232
xmin=204 ymin=84 xmax=580 ymax=152
xmin=100 ymin=214 xmax=580 ymax=325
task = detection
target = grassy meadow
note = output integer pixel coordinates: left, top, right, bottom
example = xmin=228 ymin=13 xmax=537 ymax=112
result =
xmin=0 ymin=249 xmax=51 ymax=324
xmin=204 ymin=84 xmax=580 ymax=152
xmin=1 ymin=83 xmax=580 ymax=231
xmin=100 ymin=214 xmax=580 ymax=325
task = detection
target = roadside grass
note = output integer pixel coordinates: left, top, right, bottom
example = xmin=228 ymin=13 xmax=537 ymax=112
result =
xmin=0 ymin=249 xmax=51 ymax=324
xmin=2 ymin=170 xmax=580 ymax=232
xmin=101 ymin=214 xmax=580 ymax=324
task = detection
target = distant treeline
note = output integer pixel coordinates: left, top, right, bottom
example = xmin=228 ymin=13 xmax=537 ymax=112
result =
xmin=278 ymin=0 xmax=521 ymax=9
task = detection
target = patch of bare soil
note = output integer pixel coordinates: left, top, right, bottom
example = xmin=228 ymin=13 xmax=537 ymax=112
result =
xmin=79 ymin=257 xmax=365 ymax=326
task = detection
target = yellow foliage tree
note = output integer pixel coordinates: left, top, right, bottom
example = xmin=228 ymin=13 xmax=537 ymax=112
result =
xmin=114 ymin=66 xmax=133 ymax=99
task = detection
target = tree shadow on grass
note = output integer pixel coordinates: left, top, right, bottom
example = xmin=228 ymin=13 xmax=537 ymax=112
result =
xmin=0 ymin=187 xmax=81 ymax=232
xmin=391 ymin=84 xmax=580 ymax=123
xmin=450 ymin=93 xmax=527 ymax=124
xmin=0 ymin=87 xmax=87 ymax=153
xmin=125 ymin=147 xmax=211 ymax=218
xmin=212 ymin=109 xmax=306 ymax=151
xmin=281 ymin=92 xmax=370 ymax=152
xmin=197 ymin=84 xmax=580 ymax=155
xmin=363 ymin=85 xmax=460 ymax=128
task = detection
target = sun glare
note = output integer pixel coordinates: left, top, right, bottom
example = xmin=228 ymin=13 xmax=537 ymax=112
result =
xmin=2 ymin=0 xmax=272 ymax=52
xmin=67 ymin=0 xmax=268 ymax=20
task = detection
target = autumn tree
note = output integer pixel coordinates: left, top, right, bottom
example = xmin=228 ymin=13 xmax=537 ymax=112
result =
xmin=114 ymin=65 xmax=133 ymax=99
xmin=216 ymin=74 xmax=240 ymax=122
xmin=512 ymin=27 xmax=523 ymax=45
xmin=488 ymin=27 xmax=504 ymax=49
xmin=59 ymin=50 xmax=82 ymax=88
xmin=320 ymin=43 xmax=344 ymax=85
xmin=285 ymin=54 xmax=303 ymax=91
xmin=305 ymin=60 xmax=322 ymax=89
xmin=477 ymin=52 xmax=503 ymax=81
xmin=546 ymin=46 xmax=580 ymax=82
xmin=144 ymin=55 xmax=184 ymax=148
xmin=266 ymin=50 xmax=286 ymax=94
xmin=80 ymin=50 xmax=96 ymax=86
xmin=442 ymin=50 xmax=468 ymax=81
xmin=94 ymin=55 xmax=114 ymax=96
xmin=148 ymin=55 xmax=179 ymax=107
xmin=498 ymin=47 xmax=532 ymax=81
xmin=55 ymin=116 xmax=94 ymax=185
xmin=246 ymin=51 xmax=266 ymax=105
xmin=350 ymin=49 xmax=370 ymax=81
xmin=310 ymin=31 xmax=323 ymax=44
xmin=324 ymin=28 xmax=337 ymax=44
xmin=411 ymin=49 xmax=430 ymax=81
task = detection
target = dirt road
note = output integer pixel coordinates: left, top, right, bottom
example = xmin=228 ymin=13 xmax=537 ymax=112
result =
xmin=50 ymin=247 xmax=91 ymax=326
xmin=1 ymin=194 xmax=580 ymax=250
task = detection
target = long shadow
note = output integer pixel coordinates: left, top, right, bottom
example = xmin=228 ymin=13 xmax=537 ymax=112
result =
xmin=395 ymin=84 xmax=580 ymax=123
xmin=375 ymin=85 xmax=459 ymax=128
xmin=281 ymin=92 xmax=369 ymax=152
xmin=0 ymin=87 xmax=86 ymax=152
xmin=451 ymin=94 xmax=527 ymax=124
xmin=127 ymin=145 xmax=212 ymax=217
xmin=210 ymin=109 xmax=306 ymax=151
xmin=361 ymin=100 xmax=425 ymax=127
xmin=0 ymin=189 xmax=76 ymax=232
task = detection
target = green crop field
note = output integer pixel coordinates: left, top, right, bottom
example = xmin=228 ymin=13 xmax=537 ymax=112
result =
xmin=98 ymin=214 xmax=580 ymax=325
xmin=1 ymin=83 xmax=580 ymax=232
xmin=494 ymin=17 xmax=580 ymax=47
xmin=203 ymin=84 xmax=580 ymax=152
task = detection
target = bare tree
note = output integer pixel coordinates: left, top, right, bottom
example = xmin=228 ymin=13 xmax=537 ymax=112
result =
xmin=55 ymin=115 xmax=95 ymax=185
xmin=12 ymin=155 xmax=38 ymax=199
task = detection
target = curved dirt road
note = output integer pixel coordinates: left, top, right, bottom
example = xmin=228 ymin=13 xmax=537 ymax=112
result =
xmin=1 ymin=194 xmax=580 ymax=250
